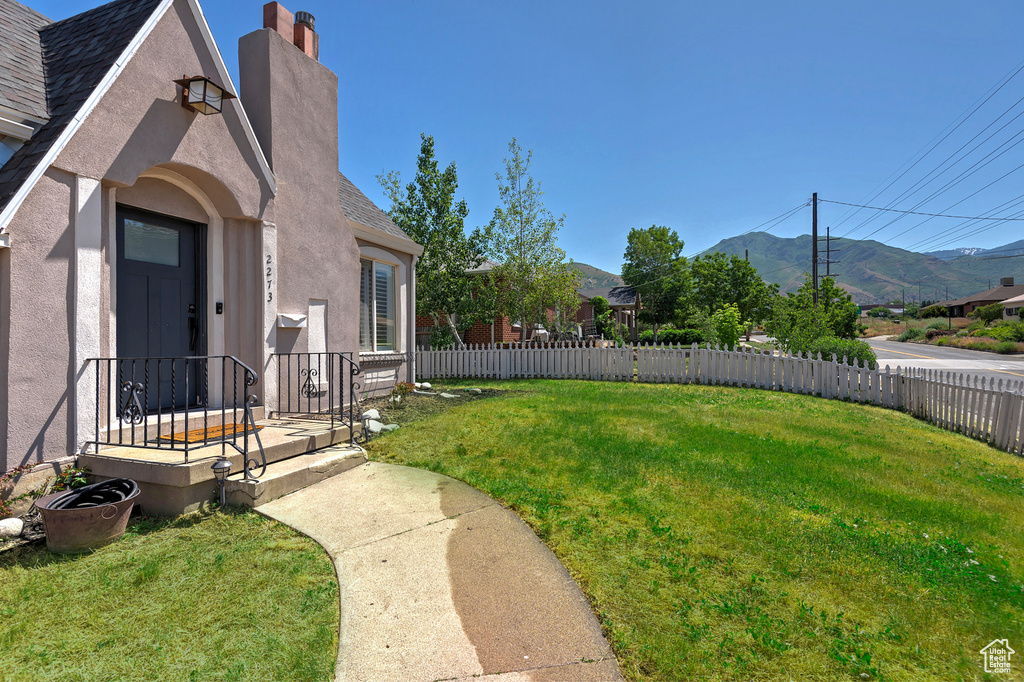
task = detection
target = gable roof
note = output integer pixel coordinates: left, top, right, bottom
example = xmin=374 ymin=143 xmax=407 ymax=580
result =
xmin=0 ymin=0 xmax=50 ymax=121
xmin=0 ymin=0 xmax=276 ymax=233
xmin=945 ymin=283 xmax=1024 ymax=308
xmin=579 ymin=286 xmax=638 ymax=307
xmin=338 ymin=171 xmax=418 ymax=249
xmin=0 ymin=0 xmax=166 ymax=217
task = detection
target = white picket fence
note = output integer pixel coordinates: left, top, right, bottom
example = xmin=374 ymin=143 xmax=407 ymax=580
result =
xmin=415 ymin=342 xmax=1024 ymax=456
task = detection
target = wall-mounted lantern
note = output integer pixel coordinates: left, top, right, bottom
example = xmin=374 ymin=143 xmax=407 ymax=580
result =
xmin=174 ymin=75 xmax=236 ymax=115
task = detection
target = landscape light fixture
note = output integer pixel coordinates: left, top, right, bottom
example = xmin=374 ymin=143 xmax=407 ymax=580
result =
xmin=174 ymin=76 xmax=235 ymax=115
xmin=211 ymin=458 xmax=232 ymax=506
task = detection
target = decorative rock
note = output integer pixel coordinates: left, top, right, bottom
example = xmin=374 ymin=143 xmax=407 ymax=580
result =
xmin=362 ymin=409 xmax=381 ymax=421
xmin=414 ymin=382 xmax=422 ymax=389
xmin=412 ymin=389 xmax=436 ymax=396
xmin=439 ymin=392 xmax=461 ymax=399
xmin=365 ymin=419 xmax=384 ymax=434
xmin=0 ymin=517 xmax=24 ymax=539
xmin=420 ymin=382 xmax=432 ymax=390
xmin=381 ymin=424 xmax=400 ymax=432
xmin=469 ymin=388 xmax=482 ymax=395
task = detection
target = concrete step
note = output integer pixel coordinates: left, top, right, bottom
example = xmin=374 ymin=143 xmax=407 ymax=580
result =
xmin=224 ymin=444 xmax=365 ymax=508
xmin=80 ymin=417 xmax=364 ymax=516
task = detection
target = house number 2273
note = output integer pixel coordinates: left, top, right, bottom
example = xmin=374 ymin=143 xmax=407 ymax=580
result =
xmin=266 ymin=254 xmax=273 ymax=302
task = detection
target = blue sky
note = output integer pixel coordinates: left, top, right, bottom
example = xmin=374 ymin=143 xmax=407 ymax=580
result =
xmin=33 ymin=0 xmax=1024 ymax=274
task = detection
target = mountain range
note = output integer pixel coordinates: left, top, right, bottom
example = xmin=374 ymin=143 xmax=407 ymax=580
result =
xmin=705 ymin=233 xmax=1024 ymax=304
xmin=570 ymin=236 xmax=1024 ymax=305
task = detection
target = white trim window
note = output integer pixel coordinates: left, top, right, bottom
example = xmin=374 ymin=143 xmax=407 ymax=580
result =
xmin=360 ymin=258 xmax=396 ymax=351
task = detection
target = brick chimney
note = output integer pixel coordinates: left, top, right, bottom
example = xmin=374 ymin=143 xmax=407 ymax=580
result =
xmin=262 ymin=2 xmax=318 ymax=61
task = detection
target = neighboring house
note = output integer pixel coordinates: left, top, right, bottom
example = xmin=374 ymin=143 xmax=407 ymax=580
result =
xmin=944 ymin=277 xmax=1024 ymax=317
xmin=415 ymin=268 xmax=640 ymax=347
xmin=0 ymin=0 xmax=421 ymax=480
xmin=575 ymin=286 xmax=639 ymax=341
xmin=414 ymin=259 xmax=520 ymax=347
xmin=1002 ymin=293 xmax=1024 ymax=321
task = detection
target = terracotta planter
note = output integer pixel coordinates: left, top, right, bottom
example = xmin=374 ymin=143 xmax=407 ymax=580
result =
xmin=36 ymin=479 xmax=140 ymax=554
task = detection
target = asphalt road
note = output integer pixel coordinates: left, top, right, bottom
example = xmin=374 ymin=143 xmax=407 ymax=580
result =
xmin=864 ymin=337 xmax=1024 ymax=385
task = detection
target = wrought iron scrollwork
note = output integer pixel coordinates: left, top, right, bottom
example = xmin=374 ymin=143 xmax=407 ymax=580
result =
xmin=120 ymin=381 xmax=145 ymax=424
xmin=299 ymin=367 xmax=319 ymax=398
xmin=242 ymin=394 xmax=267 ymax=480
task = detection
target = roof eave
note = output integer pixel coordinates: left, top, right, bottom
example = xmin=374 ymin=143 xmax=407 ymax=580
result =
xmin=352 ymin=222 xmax=424 ymax=256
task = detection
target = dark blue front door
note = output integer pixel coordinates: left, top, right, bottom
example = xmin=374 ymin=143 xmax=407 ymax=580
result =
xmin=116 ymin=207 xmax=203 ymax=410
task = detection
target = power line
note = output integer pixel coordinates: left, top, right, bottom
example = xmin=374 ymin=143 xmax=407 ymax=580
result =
xmin=685 ymin=201 xmax=808 ymax=260
xmin=887 ymin=190 xmax=1024 ymax=249
xmin=818 ymin=198 xmax=1024 ymax=221
xmin=836 ymin=56 xmax=1024 ymax=239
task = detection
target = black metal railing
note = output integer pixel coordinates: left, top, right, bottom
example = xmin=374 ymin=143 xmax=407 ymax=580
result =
xmin=88 ymin=355 xmax=266 ymax=479
xmin=270 ymin=352 xmax=362 ymax=444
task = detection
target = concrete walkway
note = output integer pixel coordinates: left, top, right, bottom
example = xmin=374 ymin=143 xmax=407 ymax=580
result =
xmin=259 ymin=462 xmax=623 ymax=682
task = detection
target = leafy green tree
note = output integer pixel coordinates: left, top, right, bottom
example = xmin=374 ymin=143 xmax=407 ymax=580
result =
xmin=379 ymin=134 xmax=491 ymax=349
xmin=621 ymin=226 xmax=690 ymax=344
xmin=689 ymin=252 xmax=777 ymax=338
xmin=920 ymin=305 xmax=948 ymax=319
xmin=766 ymin=275 xmax=859 ymax=353
xmin=867 ymin=307 xmax=891 ymax=318
xmin=710 ymin=303 xmax=744 ymax=350
xmin=590 ymin=296 xmax=613 ymax=337
xmin=485 ymin=138 xmax=580 ymax=340
xmin=971 ymin=302 xmax=1003 ymax=324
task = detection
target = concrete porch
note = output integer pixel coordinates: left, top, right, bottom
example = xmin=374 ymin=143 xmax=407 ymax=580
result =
xmin=79 ymin=417 xmax=365 ymax=516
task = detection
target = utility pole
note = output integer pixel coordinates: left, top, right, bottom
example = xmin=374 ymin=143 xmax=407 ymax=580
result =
xmin=901 ymin=288 xmax=905 ymax=325
xmin=812 ymin=192 xmax=818 ymax=306
xmin=947 ymin=285 xmax=951 ymax=330
xmin=822 ymin=225 xmax=841 ymax=279
xmin=745 ymin=249 xmax=749 ymax=262
xmin=826 ymin=226 xmax=831 ymax=277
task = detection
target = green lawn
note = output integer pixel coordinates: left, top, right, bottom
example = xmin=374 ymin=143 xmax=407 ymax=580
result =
xmin=368 ymin=380 xmax=1024 ymax=681
xmin=0 ymin=509 xmax=338 ymax=682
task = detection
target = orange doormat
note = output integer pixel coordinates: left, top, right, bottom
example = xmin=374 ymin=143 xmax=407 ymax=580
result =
xmin=158 ymin=423 xmax=264 ymax=444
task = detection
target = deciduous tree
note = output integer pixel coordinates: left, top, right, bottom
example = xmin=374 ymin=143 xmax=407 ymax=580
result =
xmin=690 ymin=252 xmax=777 ymax=338
xmin=621 ymin=226 xmax=689 ymax=344
xmin=379 ymin=134 xmax=490 ymax=349
xmin=766 ymin=275 xmax=860 ymax=353
xmin=485 ymin=138 xmax=580 ymax=339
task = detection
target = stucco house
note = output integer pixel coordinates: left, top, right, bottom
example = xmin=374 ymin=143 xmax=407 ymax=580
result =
xmin=1002 ymin=292 xmax=1024 ymax=321
xmin=0 ymin=0 xmax=421 ymax=508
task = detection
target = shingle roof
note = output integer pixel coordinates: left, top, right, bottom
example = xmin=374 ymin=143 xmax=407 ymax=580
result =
xmin=338 ymin=171 xmax=415 ymax=244
xmin=579 ymin=286 xmax=637 ymax=307
xmin=946 ymin=283 xmax=1024 ymax=308
xmin=0 ymin=0 xmax=50 ymax=120
xmin=0 ymin=0 xmax=164 ymax=215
